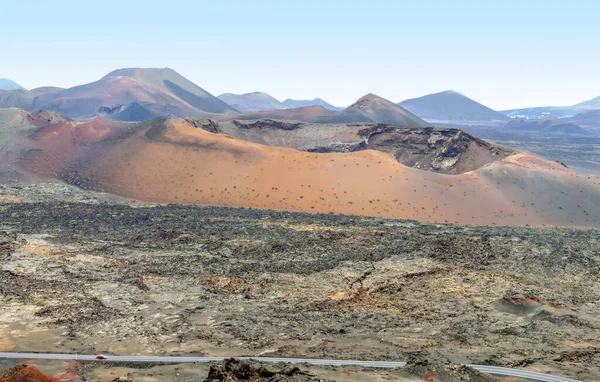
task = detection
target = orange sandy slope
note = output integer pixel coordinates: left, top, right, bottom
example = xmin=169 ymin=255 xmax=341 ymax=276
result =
xmin=22 ymin=119 xmax=600 ymax=228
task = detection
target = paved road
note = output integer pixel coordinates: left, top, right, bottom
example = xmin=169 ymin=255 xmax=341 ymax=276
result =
xmin=0 ymin=352 xmax=581 ymax=382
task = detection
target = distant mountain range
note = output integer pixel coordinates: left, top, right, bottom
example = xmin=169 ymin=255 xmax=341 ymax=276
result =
xmin=0 ymin=71 xmax=425 ymax=126
xmin=282 ymin=98 xmax=343 ymax=111
xmin=501 ymin=94 xmax=600 ymax=119
xmin=0 ymin=78 xmax=26 ymax=91
xmin=398 ymin=90 xmax=509 ymax=124
xmin=501 ymin=106 xmax=576 ymax=119
xmin=217 ymin=92 xmax=343 ymax=112
xmin=220 ymin=105 xmax=338 ymax=123
xmin=2 ymin=68 xmax=597 ymax=127
xmin=397 ymin=90 xmax=600 ymax=125
xmin=223 ymin=94 xmax=428 ymax=127
xmin=218 ymin=92 xmax=283 ymax=112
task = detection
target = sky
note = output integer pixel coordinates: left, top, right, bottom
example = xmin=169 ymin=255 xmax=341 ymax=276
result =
xmin=1 ymin=0 xmax=599 ymax=110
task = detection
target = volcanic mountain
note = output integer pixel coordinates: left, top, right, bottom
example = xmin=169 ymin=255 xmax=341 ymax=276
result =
xmin=282 ymin=98 xmax=343 ymax=111
xmin=318 ymin=94 xmax=429 ymax=126
xmin=218 ymin=92 xmax=284 ymax=112
xmin=28 ymin=86 xmax=65 ymax=97
xmin=0 ymin=86 xmax=64 ymax=109
xmin=0 ymin=86 xmax=63 ymax=110
xmin=572 ymin=95 xmax=600 ymax=110
xmin=30 ymin=68 xmax=238 ymax=119
xmin=0 ymin=78 xmax=25 ymax=90
xmin=0 ymin=89 xmax=34 ymax=109
xmin=399 ymin=90 xmax=509 ymax=124
xmin=0 ymin=108 xmax=69 ymax=182
xmin=12 ymin=116 xmax=600 ymax=228
xmin=211 ymin=119 xmax=510 ymax=174
xmin=220 ymin=94 xmax=428 ymax=126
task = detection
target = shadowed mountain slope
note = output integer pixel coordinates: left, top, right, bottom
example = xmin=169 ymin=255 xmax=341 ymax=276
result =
xmin=218 ymin=92 xmax=284 ymax=112
xmin=0 ymin=78 xmax=26 ymax=90
xmin=399 ymin=90 xmax=509 ymax=123
xmin=573 ymin=95 xmax=600 ymax=110
xmin=282 ymin=98 xmax=343 ymax=111
xmin=30 ymin=68 xmax=238 ymax=119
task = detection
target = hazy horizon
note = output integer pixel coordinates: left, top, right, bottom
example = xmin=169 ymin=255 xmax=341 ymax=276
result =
xmin=2 ymin=0 xmax=599 ymax=110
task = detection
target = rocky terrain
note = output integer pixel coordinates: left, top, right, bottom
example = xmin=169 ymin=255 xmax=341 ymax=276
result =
xmin=0 ymin=357 xmax=503 ymax=381
xmin=213 ymin=120 xmax=511 ymax=175
xmin=1 ymin=111 xmax=599 ymax=227
xmin=0 ymin=185 xmax=598 ymax=380
xmin=354 ymin=125 xmax=510 ymax=174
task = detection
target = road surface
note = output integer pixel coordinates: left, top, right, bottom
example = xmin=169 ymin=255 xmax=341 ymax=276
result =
xmin=0 ymin=352 xmax=581 ymax=382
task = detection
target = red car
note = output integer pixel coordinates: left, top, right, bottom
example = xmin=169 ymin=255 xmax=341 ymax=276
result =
xmin=96 ymin=354 xmax=107 ymax=360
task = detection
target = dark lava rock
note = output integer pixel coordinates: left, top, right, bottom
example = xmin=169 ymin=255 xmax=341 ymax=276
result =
xmin=233 ymin=119 xmax=304 ymax=131
xmin=204 ymin=358 xmax=313 ymax=381
xmin=185 ymin=119 xmax=222 ymax=133
xmin=404 ymin=354 xmax=499 ymax=381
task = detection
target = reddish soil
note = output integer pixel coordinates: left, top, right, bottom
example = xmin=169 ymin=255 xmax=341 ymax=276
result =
xmin=32 ymin=117 xmax=121 ymax=145
xmin=0 ymin=365 xmax=62 ymax=382
xmin=26 ymin=111 xmax=70 ymax=127
xmin=20 ymin=118 xmax=600 ymax=228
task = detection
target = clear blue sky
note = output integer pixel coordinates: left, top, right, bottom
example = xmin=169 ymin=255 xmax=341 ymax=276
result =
xmin=1 ymin=0 xmax=599 ymax=110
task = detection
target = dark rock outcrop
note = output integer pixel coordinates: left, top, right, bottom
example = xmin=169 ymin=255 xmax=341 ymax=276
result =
xmin=404 ymin=354 xmax=499 ymax=381
xmin=232 ymin=119 xmax=304 ymax=131
xmin=184 ymin=119 xmax=222 ymax=133
xmin=204 ymin=358 xmax=312 ymax=381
